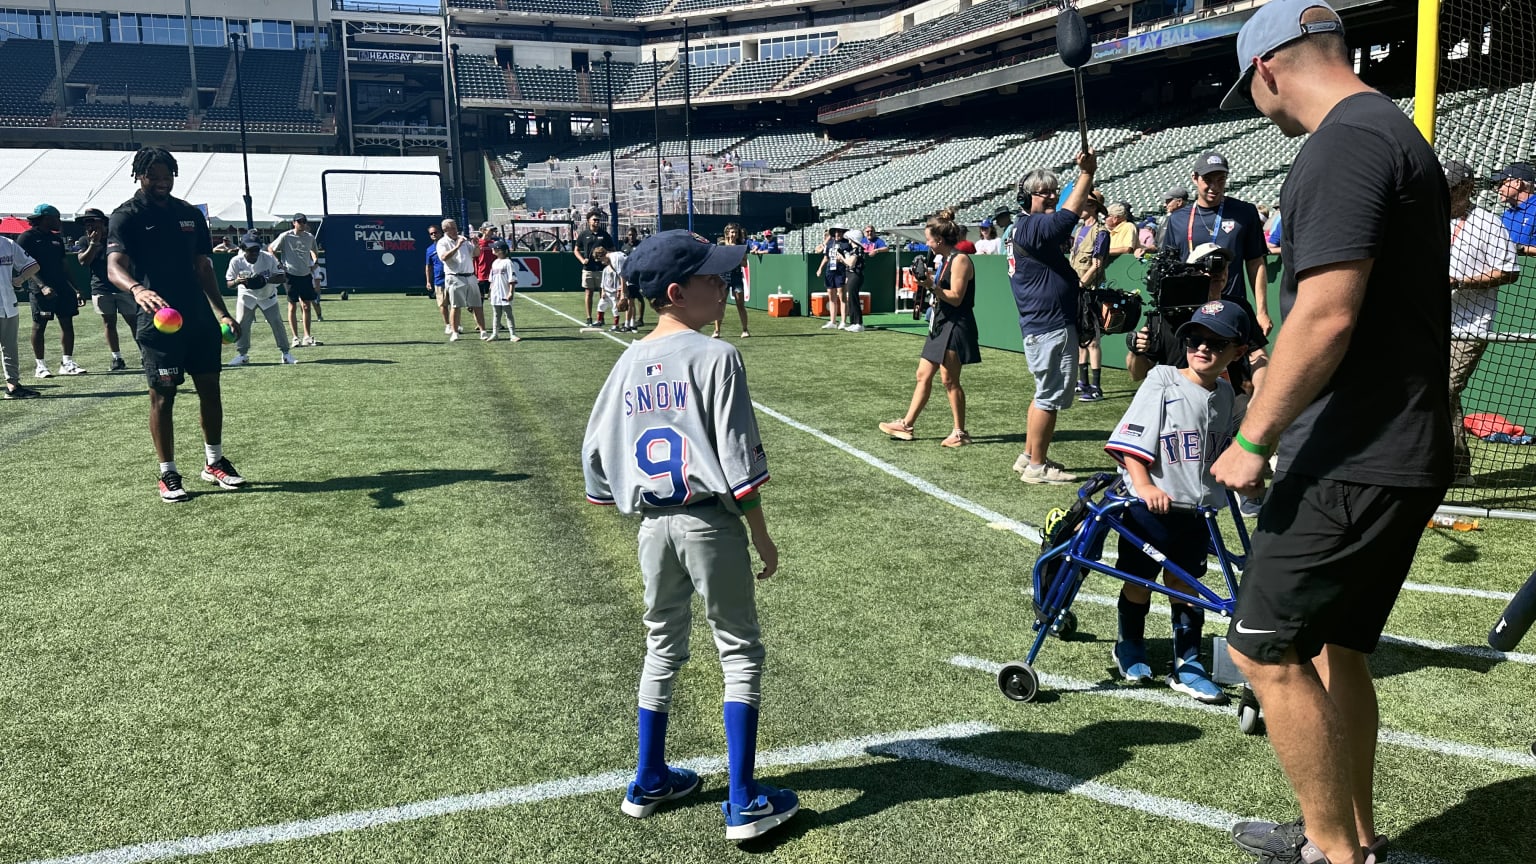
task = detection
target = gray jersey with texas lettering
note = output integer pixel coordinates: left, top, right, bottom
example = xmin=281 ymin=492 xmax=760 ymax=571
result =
xmin=583 ymin=330 xmax=769 ymax=515
xmin=1104 ymin=364 xmax=1235 ymax=508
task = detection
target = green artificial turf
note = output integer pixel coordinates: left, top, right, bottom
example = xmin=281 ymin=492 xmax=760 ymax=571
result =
xmin=1 ymin=294 xmax=1532 ymax=864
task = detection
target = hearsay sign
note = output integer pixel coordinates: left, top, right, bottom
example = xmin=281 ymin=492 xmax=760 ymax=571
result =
xmin=317 ymin=215 xmax=437 ymax=293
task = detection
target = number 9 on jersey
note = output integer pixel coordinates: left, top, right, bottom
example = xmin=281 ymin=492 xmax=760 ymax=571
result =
xmin=635 ymin=427 xmax=690 ymax=507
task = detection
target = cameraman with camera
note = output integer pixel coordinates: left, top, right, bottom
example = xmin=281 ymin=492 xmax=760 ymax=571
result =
xmin=225 ymin=233 xmax=295 ymax=367
xmin=1128 ymin=243 xmax=1268 ymax=396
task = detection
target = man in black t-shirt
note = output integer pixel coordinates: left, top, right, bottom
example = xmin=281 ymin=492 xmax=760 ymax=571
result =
xmin=1160 ymin=151 xmax=1273 ymax=335
xmin=18 ymin=204 xmax=85 ymax=378
xmin=79 ymin=207 xmax=137 ymax=372
xmin=107 ymin=147 xmax=244 ymax=504
xmin=1210 ymin=4 xmax=1451 ymax=864
xmin=572 ymin=212 xmax=613 ymax=327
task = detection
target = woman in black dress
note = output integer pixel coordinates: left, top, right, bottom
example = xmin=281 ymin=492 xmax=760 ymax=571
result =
xmin=712 ymin=222 xmax=751 ymax=339
xmin=879 ymin=211 xmax=981 ymax=446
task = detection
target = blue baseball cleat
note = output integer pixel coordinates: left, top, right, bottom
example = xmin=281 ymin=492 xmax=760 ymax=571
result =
xmin=1112 ymin=639 xmax=1153 ymax=683
xmin=1167 ymin=657 xmax=1230 ymax=704
xmin=621 ymin=766 xmax=701 ymax=818
xmin=722 ymin=783 xmax=800 ymax=840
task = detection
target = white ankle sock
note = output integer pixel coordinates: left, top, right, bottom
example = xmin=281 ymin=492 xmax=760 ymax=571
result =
xmin=205 ymin=444 xmax=222 ymax=465
xmin=159 ymin=461 xmax=177 ymax=475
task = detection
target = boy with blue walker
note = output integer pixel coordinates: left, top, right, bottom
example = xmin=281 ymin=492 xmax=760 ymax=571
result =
xmin=1103 ymin=299 xmax=1252 ymax=703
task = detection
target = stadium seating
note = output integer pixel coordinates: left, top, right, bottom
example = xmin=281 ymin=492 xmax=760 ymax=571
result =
xmin=61 ymin=102 xmax=189 ymax=130
xmin=515 ymin=66 xmax=579 ymax=102
xmin=505 ymin=0 xmax=604 ymax=13
xmin=69 ymin=44 xmax=194 ymax=99
xmin=455 ymin=53 xmax=511 ymax=101
xmin=590 ymin=61 xmax=636 ymax=103
xmin=707 ymin=58 xmax=802 ymax=97
xmin=203 ymin=49 xmax=318 ymax=132
xmin=0 ymin=39 xmax=58 ymax=125
xmin=733 ymin=131 xmax=843 ymax=169
xmin=449 ymin=0 xmax=496 ymax=8
xmin=654 ymin=61 xmax=730 ymax=102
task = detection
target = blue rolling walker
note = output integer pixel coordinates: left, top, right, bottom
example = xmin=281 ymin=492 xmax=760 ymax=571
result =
xmin=996 ymin=473 xmax=1266 ymax=734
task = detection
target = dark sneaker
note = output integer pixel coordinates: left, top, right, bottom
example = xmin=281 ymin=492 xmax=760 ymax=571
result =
xmin=158 ymin=471 xmax=189 ymax=503
xmin=109 ymin=357 xmax=127 ymax=372
xmin=201 ymin=457 xmax=246 ymax=489
xmin=1235 ymin=820 xmax=1387 ymax=864
xmin=620 ymin=766 xmax=701 ymax=818
xmin=723 ymin=783 xmax=799 ymax=841
xmin=4 ymin=385 xmax=41 ymax=399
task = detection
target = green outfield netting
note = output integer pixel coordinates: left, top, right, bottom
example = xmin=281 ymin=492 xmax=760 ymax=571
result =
xmin=1431 ymin=0 xmax=1536 ymax=510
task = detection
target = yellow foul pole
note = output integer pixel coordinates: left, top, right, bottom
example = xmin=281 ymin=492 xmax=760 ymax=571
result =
xmin=1414 ymin=0 xmax=1440 ymax=144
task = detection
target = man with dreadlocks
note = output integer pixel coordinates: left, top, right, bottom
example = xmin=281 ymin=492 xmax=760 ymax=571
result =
xmin=106 ymin=147 xmax=245 ymax=503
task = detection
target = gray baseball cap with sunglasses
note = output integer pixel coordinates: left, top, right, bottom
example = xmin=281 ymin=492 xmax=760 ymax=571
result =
xmin=1221 ymin=0 xmax=1344 ymax=110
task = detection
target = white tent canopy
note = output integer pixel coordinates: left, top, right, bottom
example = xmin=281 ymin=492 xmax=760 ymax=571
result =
xmin=0 ymin=149 xmax=445 ymax=226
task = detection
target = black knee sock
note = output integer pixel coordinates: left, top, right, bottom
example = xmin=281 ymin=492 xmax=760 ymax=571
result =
xmin=1171 ymin=603 xmax=1205 ymax=663
xmin=1117 ymin=593 xmax=1151 ymax=643
xmin=1079 ymin=365 xmax=1091 ymax=386
xmin=1090 ymin=368 xmax=1101 ymax=388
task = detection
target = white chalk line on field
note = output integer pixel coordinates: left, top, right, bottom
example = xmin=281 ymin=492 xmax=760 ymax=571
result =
xmin=520 ymin=294 xmax=1517 ymax=604
xmin=20 ymin=723 xmax=991 ymax=864
xmin=1061 ymin=591 xmax=1536 ymax=667
xmin=948 ymin=654 xmax=1536 ymax=770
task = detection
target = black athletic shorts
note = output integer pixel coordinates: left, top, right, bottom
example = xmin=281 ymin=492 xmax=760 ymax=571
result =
xmin=1226 ymin=472 xmax=1444 ymax=663
xmin=135 ymin=309 xmax=221 ymax=389
xmin=286 ymin=274 xmax=317 ymax=303
xmin=31 ymin=286 xmax=80 ymax=321
xmin=625 ymin=281 xmax=642 ymax=300
xmin=1115 ymin=505 xmax=1209 ymax=586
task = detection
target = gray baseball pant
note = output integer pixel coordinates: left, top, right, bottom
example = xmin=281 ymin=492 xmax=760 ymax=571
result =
xmin=1 ymin=314 xmax=18 ymax=383
xmin=636 ymin=500 xmax=764 ymax=712
xmin=235 ymin=296 xmax=290 ymax=356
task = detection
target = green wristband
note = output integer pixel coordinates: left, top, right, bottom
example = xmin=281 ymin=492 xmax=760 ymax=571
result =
xmin=1234 ymin=431 xmax=1272 ymax=457
xmin=739 ymin=496 xmax=761 ymax=513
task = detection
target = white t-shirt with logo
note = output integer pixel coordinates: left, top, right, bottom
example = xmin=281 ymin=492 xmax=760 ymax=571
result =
xmin=226 ymin=250 xmax=283 ymax=309
xmin=489 ymin=258 xmax=516 ymax=304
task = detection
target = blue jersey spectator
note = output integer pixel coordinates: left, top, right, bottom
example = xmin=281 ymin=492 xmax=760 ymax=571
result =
xmin=1494 ymin=162 xmax=1536 ymax=254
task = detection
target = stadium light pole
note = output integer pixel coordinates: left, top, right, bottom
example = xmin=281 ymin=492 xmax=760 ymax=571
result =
xmin=682 ymin=21 xmax=693 ymax=234
xmin=605 ymin=50 xmax=618 ymax=240
xmin=230 ymin=32 xmax=255 ymax=232
xmin=124 ymin=84 xmax=135 ymax=151
xmin=652 ymin=49 xmax=662 ymax=232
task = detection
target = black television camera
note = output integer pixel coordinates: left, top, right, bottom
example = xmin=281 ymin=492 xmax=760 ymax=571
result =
xmin=908 ymin=253 xmax=932 ymax=320
xmin=1129 ymin=248 xmax=1221 ymax=357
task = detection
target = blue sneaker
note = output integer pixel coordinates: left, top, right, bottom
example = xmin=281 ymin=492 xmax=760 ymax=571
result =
xmin=722 ymin=783 xmax=800 ymax=840
xmin=1112 ymin=639 xmax=1153 ymax=683
xmin=1168 ymin=657 xmax=1231 ymax=704
xmin=621 ymin=766 xmax=701 ymax=818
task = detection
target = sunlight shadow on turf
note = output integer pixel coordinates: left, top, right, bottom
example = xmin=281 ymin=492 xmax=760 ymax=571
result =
xmin=730 ymin=720 xmax=1201 ymax=851
xmin=27 ymin=388 xmax=143 ymax=400
xmin=303 ymin=358 xmax=397 ymax=366
xmin=248 ymin=469 xmax=530 ymax=508
xmin=329 ymin=340 xmax=446 ymax=348
xmin=1395 ymin=773 xmax=1535 ymax=864
xmin=1370 ymin=638 xmax=1499 ymax=679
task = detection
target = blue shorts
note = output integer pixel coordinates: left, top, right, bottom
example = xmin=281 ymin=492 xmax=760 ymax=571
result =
xmin=1023 ymin=325 xmax=1078 ymax=411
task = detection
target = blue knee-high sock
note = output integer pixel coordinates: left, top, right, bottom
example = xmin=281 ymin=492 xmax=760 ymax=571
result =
xmin=636 ymin=708 xmax=669 ymax=790
xmin=724 ymin=701 xmax=759 ymax=807
xmin=1171 ymin=603 xmax=1205 ymax=664
xmin=1118 ymin=592 xmax=1150 ymax=643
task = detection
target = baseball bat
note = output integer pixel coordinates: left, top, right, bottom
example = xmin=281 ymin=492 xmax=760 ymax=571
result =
xmin=1487 ymin=567 xmax=1536 ymax=652
xmin=1056 ymin=2 xmax=1092 ymax=154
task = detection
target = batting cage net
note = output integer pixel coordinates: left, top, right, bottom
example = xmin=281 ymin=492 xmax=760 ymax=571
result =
xmin=1429 ymin=0 xmax=1536 ymax=511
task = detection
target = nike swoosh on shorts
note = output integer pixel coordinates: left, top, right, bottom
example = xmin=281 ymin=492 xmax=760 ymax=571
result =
xmin=1234 ymin=620 xmax=1277 ymax=635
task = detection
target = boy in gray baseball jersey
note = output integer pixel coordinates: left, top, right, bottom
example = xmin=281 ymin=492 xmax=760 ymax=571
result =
xmin=1104 ymin=299 xmax=1250 ymax=703
xmin=582 ymin=229 xmax=797 ymax=841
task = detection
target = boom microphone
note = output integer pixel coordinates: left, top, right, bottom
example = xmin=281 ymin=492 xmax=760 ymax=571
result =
xmin=1487 ymin=568 xmax=1536 ymax=652
xmin=1056 ymin=1 xmax=1092 ymax=154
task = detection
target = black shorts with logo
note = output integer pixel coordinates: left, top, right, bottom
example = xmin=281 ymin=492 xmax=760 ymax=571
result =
xmin=135 ymin=309 xmax=221 ymax=389
xmin=31 ymin=286 xmax=80 ymax=322
xmin=286 ymin=273 xmax=317 ymax=303
xmin=1226 ymin=472 xmax=1444 ymax=663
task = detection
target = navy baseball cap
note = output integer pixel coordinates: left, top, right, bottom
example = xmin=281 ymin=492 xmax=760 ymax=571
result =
xmin=1164 ymin=186 xmax=1190 ymax=202
xmin=1177 ymin=299 xmax=1251 ymax=343
xmin=622 ymin=229 xmax=746 ymax=302
xmin=291 ymin=213 xmax=308 ymax=223
xmin=240 ymin=232 xmax=263 ymax=249
xmin=492 ymin=239 xmax=510 ymax=252
xmin=1493 ymin=162 xmax=1535 ymax=183
xmin=1220 ymin=0 xmax=1344 ymax=110
xmin=1442 ymin=159 xmax=1476 ymax=188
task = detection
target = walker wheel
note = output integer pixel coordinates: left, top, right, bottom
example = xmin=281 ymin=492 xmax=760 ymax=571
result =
xmin=1237 ymin=688 xmax=1265 ymax=735
xmin=1049 ymin=610 xmax=1078 ymax=640
xmin=998 ymin=661 xmax=1041 ymax=702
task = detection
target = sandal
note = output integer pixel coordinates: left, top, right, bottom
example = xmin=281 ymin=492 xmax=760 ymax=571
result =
xmin=941 ymin=430 xmax=972 ymax=447
xmin=879 ymin=418 xmax=915 ymax=441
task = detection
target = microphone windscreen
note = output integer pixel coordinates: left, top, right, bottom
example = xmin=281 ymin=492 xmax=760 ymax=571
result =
xmin=1057 ymin=7 xmax=1092 ymax=69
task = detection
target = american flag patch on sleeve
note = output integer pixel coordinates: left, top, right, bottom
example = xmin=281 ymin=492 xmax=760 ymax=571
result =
xmin=1118 ymin=423 xmax=1145 ymax=438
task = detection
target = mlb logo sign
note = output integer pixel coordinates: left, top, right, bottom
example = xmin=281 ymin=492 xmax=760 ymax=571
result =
xmin=645 ymin=363 xmax=664 ymax=377
xmin=510 ymin=256 xmax=543 ymax=288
